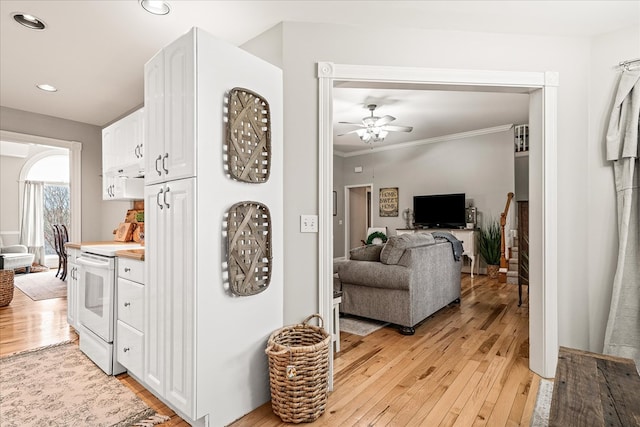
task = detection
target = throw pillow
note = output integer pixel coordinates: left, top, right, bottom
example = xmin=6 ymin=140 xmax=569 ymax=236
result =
xmin=349 ymin=244 xmax=384 ymax=261
xmin=380 ymin=233 xmax=435 ymax=265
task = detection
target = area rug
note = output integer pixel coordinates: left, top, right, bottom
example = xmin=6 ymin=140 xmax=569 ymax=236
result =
xmin=0 ymin=341 xmax=169 ymax=427
xmin=530 ymin=378 xmax=554 ymax=426
xmin=340 ymin=316 xmax=389 ymax=336
xmin=14 ymin=270 xmax=66 ymax=301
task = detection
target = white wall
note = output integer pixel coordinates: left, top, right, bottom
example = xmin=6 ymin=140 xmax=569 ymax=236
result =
xmin=586 ymin=25 xmax=640 ymax=353
xmin=242 ymin=21 xmax=608 ymax=352
xmin=333 ymin=154 xmax=345 ymax=257
xmin=0 ymin=107 xmax=131 ymax=241
xmin=338 ymin=130 xmax=515 ymax=236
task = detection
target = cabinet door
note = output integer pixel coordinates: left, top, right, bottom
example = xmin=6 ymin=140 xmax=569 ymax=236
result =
xmin=144 ymin=52 xmax=165 ymax=185
xmin=163 ymin=33 xmax=195 ymax=182
xmin=163 ymin=178 xmax=195 ymax=416
xmin=66 ymin=261 xmax=78 ymax=328
xmin=144 ymin=183 xmax=165 ymax=394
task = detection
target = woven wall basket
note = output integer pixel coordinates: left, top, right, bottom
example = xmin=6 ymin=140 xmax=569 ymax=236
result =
xmin=225 ymin=88 xmax=271 ymax=183
xmin=227 ymin=201 xmax=272 ymax=296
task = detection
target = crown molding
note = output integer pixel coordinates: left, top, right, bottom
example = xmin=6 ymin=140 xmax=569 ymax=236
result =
xmin=334 ymin=123 xmax=514 ymax=158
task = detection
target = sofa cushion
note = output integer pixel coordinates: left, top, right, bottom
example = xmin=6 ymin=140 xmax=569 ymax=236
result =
xmin=349 ymin=244 xmax=384 ymax=261
xmin=380 ymin=233 xmax=435 ymax=265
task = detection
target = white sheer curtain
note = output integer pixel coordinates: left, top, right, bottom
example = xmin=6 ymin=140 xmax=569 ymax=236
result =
xmin=20 ymin=181 xmax=45 ymax=265
xmin=603 ymin=68 xmax=640 ymax=369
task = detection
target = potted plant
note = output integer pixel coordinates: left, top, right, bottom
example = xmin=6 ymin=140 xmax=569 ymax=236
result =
xmin=479 ymin=219 xmax=501 ymax=279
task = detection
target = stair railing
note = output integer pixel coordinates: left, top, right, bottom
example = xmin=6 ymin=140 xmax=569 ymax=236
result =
xmin=499 ymin=192 xmax=514 ymax=282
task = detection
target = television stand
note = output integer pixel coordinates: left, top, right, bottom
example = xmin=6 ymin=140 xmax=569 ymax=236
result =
xmin=396 ymin=228 xmax=478 ymax=277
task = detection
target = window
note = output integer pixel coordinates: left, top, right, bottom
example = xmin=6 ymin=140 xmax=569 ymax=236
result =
xmin=26 ymin=154 xmax=70 ymax=255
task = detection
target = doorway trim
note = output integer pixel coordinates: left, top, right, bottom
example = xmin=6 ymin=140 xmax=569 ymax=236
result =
xmin=344 ymin=183 xmax=373 ymax=256
xmin=318 ymin=62 xmax=558 ymax=382
xmin=0 ymin=130 xmax=82 ymax=243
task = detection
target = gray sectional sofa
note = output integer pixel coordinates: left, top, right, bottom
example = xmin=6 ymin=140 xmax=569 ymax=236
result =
xmin=337 ymin=233 xmax=462 ymax=335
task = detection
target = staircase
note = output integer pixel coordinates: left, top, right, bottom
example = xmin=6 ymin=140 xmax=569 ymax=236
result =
xmin=507 ymin=233 xmax=519 ymax=285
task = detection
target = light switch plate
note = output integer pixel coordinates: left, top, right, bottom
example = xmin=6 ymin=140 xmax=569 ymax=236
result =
xmin=300 ymin=214 xmax=318 ymax=233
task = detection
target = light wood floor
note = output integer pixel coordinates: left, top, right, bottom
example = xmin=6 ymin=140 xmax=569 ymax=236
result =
xmin=0 ymin=273 xmax=538 ymax=426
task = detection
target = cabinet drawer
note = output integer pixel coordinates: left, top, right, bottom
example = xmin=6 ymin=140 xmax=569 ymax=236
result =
xmin=116 ymin=320 xmax=144 ymax=378
xmin=118 ymin=258 xmax=144 ymax=283
xmin=117 ymin=278 xmax=144 ymax=330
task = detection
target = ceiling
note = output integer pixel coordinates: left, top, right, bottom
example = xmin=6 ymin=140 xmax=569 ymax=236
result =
xmin=0 ymin=1 xmax=637 ymax=147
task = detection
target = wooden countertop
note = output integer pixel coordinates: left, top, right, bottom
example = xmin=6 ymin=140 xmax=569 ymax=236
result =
xmin=115 ymin=248 xmax=145 ymax=261
xmin=65 ymin=242 xmax=145 ymax=261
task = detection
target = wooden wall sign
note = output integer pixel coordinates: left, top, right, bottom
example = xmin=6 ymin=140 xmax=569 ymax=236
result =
xmin=379 ymin=187 xmax=399 ymax=217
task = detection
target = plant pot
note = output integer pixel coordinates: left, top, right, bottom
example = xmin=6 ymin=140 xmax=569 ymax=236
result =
xmin=486 ymin=264 xmax=499 ymax=279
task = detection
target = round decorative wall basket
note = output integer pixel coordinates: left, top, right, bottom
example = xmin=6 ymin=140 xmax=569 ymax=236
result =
xmin=227 ymin=201 xmax=272 ymax=296
xmin=225 ymin=87 xmax=271 ymax=183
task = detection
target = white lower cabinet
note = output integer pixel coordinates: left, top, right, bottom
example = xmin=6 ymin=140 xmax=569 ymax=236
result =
xmin=144 ymin=178 xmax=195 ymax=417
xmin=66 ymin=248 xmax=80 ymax=329
xmin=116 ymin=258 xmax=145 ymax=379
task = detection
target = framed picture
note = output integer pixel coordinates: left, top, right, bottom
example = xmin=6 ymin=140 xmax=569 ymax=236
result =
xmin=379 ymin=187 xmax=399 ymax=217
xmin=333 ymin=191 xmax=337 ymax=216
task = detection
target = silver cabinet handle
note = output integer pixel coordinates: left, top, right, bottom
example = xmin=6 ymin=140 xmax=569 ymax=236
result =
xmin=164 ymin=186 xmax=170 ymax=209
xmin=123 ymin=347 xmax=130 ymax=352
xmin=124 ymin=302 xmax=131 ymax=307
xmin=135 ymin=144 xmax=141 ymax=158
xmin=162 ymin=153 xmax=169 ymax=174
xmin=155 ymin=154 xmax=162 ymax=176
xmin=124 ymin=267 xmax=131 ymax=272
xmin=157 ymin=188 xmax=164 ymax=210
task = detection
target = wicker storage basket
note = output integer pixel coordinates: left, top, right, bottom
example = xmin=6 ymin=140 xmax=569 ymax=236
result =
xmin=0 ymin=269 xmax=15 ymax=307
xmin=265 ymin=314 xmax=331 ymax=423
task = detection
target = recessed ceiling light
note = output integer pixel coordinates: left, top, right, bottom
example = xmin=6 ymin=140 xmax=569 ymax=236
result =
xmin=12 ymin=12 xmax=46 ymax=30
xmin=140 ymin=0 xmax=171 ymax=15
xmin=36 ymin=84 xmax=58 ymax=92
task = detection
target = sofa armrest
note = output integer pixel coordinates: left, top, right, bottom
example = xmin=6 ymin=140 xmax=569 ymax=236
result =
xmin=1 ymin=244 xmax=28 ymax=254
xmin=338 ymin=260 xmax=410 ymax=290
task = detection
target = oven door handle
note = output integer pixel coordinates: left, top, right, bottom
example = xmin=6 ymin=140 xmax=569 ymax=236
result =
xmin=77 ymin=257 xmax=111 ymax=268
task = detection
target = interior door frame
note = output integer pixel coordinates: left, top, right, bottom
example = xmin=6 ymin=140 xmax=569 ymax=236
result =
xmin=0 ymin=130 xmax=82 ymax=243
xmin=318 ymin=62 xmax=559 ymax=387
xmin=344 ymin=183 xmax=373 ymax=256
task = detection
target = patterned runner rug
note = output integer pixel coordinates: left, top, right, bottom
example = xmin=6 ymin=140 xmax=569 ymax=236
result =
xmin=0 ymin=342 xmax=169 ymax=427
xmin=14 ymin=270 xmax=66 ymax=301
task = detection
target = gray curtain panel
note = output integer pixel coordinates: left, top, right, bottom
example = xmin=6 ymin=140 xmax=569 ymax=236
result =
xmin=603 ymin=68 xmax=640 ymax=369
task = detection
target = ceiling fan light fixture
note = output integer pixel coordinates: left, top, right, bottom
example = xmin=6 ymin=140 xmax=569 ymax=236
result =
xmin=140 ymin=0 xmax=171 ymax=15
xmin=12 ymin=12 xmax=46 ymax=30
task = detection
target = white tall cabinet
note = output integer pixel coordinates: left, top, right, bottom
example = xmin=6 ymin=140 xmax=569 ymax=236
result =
xmin=143 ymin=28 xmax=283 ymax=427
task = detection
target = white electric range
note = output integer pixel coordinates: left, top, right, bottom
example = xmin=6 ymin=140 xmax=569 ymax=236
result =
xmin=77 ymin=243 xmax=143 ymax=374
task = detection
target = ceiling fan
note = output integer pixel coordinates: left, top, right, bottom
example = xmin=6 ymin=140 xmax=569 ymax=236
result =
xmin=339 ymin=104 xmax=413 ymax=143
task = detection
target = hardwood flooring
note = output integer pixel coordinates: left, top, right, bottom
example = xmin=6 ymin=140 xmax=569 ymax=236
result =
xmin=0 ymin=273 xmax=538 ymax=426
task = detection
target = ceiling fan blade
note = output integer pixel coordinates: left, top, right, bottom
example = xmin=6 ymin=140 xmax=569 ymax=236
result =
xmin=338 ymin=121 xmax=365 ymax=127
xmin=374 ymin=115 xmax=395 ymax=127
xmin=337 ymin=129 xmax=365 ymax=136
xmin=383 ymin=125 xmax=413 ymax=133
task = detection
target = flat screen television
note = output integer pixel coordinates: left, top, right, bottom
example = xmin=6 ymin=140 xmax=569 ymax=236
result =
xmin=413 ymin=193 xmax=466 ymax=228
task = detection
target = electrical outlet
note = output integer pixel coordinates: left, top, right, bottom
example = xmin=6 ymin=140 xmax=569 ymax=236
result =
xmin=300 ymin=214 xmax=318 ymax=233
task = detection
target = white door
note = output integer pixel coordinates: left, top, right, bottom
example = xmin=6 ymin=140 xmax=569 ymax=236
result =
xmin=66 ymin=259 xmax=78 ymax=328
xmin=144 ymin=31 xmax=195 ymax=185
xmin=77 ymin=254 xmax=115 ymax=342
xmin=163 ymin=178 xmax=195 ymax=416
xmin=144 ymin=50 xmax=166 ymax=185
xmin=163 ymin=32 xmax=195 ymax=183
xmin=144 ymin=183 xmax=165 ymax=394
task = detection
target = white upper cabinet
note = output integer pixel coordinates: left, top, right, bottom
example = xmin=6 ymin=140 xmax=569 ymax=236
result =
xmin=102 ymin=108 xmax=145 ymax=200
xmin=102 ymin=108 xmax=145 ymax=177
xmin=144 ymin=33 xmax=195 ymax=185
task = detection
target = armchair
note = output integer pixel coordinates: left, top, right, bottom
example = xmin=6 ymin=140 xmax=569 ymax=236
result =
xmin=0 ymin=237 xmax=35 ymax=273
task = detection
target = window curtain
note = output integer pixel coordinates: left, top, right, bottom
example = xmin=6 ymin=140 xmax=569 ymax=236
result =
xmin=19 ymin=180 xmax=45 ymax=265
xmin=603 ymin=68 xmax=640 ymax=369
